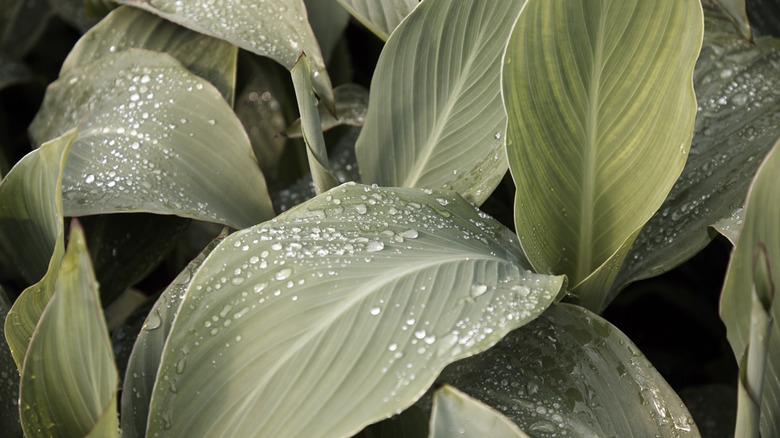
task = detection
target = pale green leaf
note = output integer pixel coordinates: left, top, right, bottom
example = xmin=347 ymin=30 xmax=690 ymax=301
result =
xmin=116 ymin=0 xmax=335 ymax=111
xmin=721 ymin=138 xmax=780 ymax=438
xmin=0 ymin=287 xmax=22 ymax=438
xmin=711 ymin=208 xmax=744 ymax=245
xmin=0 ymin=0 xmax=52 ymax=58
xmin=145 ymin=183 xmax=564 ymax=438
xmin=356 ymin=0 xmax=525 ymax=205
xmin=19 ymin=223 xmax=118 ymax=438
xmin=304 ymin=0 xmax=350 ymax=62
xmin=335 ymin=0 xmax=418 ymax=40
xmin=29 ymin=49 xmax=274 ymax=229
xmin=430 ymin=385 xmax=529 ymax=438
xmin=285 ymin=83 xmax=368 ymax=138
xmin=504 ymin=0 xmax=703 ymax=308
xmin=120 ymin=230 xmax=227 ymax=438
xmin=2 ymin=130 xmax=75 ymax=369
xmin=291 ymin=54 xmax=338 ymax=194
xmin=438 ymin=303 xmax=701 ymax=437
xmin=61 ymin=5 xmax=238 ymax=105
xmin=612 ymin=4 xmax=780 ymax=302
xmin=714 ymin=0 xmax=752 ymax=40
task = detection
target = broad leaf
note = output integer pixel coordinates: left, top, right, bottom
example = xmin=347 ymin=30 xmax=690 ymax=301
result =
xmin=121 ymin=230 xmax=227 ymax=438
xmin=335 ymin=0 xmax=418 ymax=40
xmin=430 ymin=385 xmax=529 ymax=438
xmin=145 ymin=183 xmax=564 ymax=437
xmin=0 ymin=287 xmax=22 ymax=438
xmin=19 ymin=223 xmax=118 ymax=438
xmin=715 ymin=0 xmax=753 ymax=40
xmin=2 ymin=130 xmax=74 ymax=369
xmin=612 ymin=4 xmax=780 ymax=304
xmin=437 ymin=303 xmax=701 ymax=437
xmin=304 ymin=0 xmax=350 ymax=62
xmin=504 ymin=0 xmax=703 ymax=311
xmin=356 ymin=0 xmax=525 ymax=205
xmin=29 ymin=49 xmax=274 ymax=230
xmin=61 ymin=5 xmax=238 ymax=105
xmin=721 ymin=138 xmax=780 ymax=438
xmin=116 ymin=0 xmax=335 ymax=111
xmin=285 ymin=83 xmax=368 ymax=138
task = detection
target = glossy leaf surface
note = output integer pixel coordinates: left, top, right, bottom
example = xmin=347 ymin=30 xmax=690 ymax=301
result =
xmin=145 ymin=183 xmax=563 ymax=437
xmin=356 ymin=0 xmax=526 ymax=205
xmin=438 ymin=303 xmax=701 ymax=437
xmin=504 ymin=0 xmax=703 ymax=310
xmin=29 ymin=49 xmax=274 ymax=229
xmin=430 ymin=385 xmax=529 ymax=438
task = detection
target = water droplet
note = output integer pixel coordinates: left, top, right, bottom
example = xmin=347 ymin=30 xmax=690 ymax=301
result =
xmin=494 ymin=132 xmax=502 ymax=139
xmin=369 ymin=306 xmax=381 ymax=315
xmin=414 ymin=329 xmax=426 ymax=339
xmin=355 ymin=204 xmax=367 ymax=214
xmin=435 ymin=198 xmax=448 ymax=206
xmin=275 ymin=268 xmax=292 ymax=280
xmin=388 ymin=343 xmax=398 ymax=351
xmin=85 ymin=174 xmax=95 ymax=184
xmin=399 ymin=229 xmax=418 ymax=239
xmin=366 ymin=241 xmax=384 ymax=252
xmin=470 ymin=284 xmax=488 ymax=298
xmin=231 ymin=277 xmax=245 ymax=285
xmin=176 ymin=357 xmax=187 ymax=374
xmin=144 ymin=309 xmax=162 ymax=331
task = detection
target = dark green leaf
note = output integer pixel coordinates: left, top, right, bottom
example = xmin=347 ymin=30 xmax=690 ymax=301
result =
xmin=285 ymin=83 xmax=368 ymax=138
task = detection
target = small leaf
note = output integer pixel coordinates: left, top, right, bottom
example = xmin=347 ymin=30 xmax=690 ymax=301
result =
xmin=437 ymin=303 xmax=701 ymax=437
xmin=335 ymin=0 xmax=419 ymax=40
xmin=19 ymin=222 xmax=118 ymax=438
xmin=356 ymin=0 xmax=526 ymax=205
xmin=285 ymin=83 xmax=368 ymax=138
xmin=711 ymin=208 xmax=745 ymax=245
xmin=714 ymin=0 xmax=753 ymax=41
xmin=144 ymin=183 xmax=564 ymax=437
xmin=116 ymin=0 xmax=335 ymax=111
xmin=430 ymin=385 xmax=529 ymax=438
xmin=30 ymin=49 xmax=274 ymax=229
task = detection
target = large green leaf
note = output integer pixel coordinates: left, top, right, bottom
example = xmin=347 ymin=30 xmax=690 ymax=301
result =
xmin=721 ymin=138 xmax=780 ymax=438
xmin=356 ymin=0 xmax=525 ymax=206
xmin=611 ymin=4 xmax=780 ymax=305
xmin=0 ymin=287 xmax=22 ymax=438
xmin=29 ymin=49 xmax=274 ymax=229
xmin=304 ymin=0 xmax=350 ymax=63
xmin=437 ymin=303 xmax=701 ymax=437
xmin=430 ymin=385 xmax=529 ymax=438
xmin=144 ymin=183 xmax=564 ymax=437
xmin=19 ymin=223 xmax=118 ymax=438
xmin=335 ymin=0 xmax=418 ymax=40
xmin=61 ymin=5 xmax=238 ymax=105
xmin=2 ymin=131 xmax=74 ymax=369
xmin=121 ymin=230 xmax=226 ymax=438
xmin=116 ymin=0 xmax=335 ymax=111
xmin=504 ymin=0 xmax=703 ymax=310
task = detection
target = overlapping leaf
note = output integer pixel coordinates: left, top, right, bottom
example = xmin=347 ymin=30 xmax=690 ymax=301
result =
xmin=144 ymin=183 xmax=563 ymax=437
xmin=29 ymin=49 xmax=274 ymax=229
xmin=0 ymin=288 xmax=22 ymax=438
xmin=356 ymin=0 xmax=526 ymax=205
xmin=285 ymin=83 xmax=368 ymax=138
xmin=430 ymin=386 xmax=529 ymax=438
xmin=19 ymin=224 xmax=118 ymax=438
xmin=714 ymin=0 xmax=752 ymax=40
xmin=503 ymin=0 xmax=703 ymax=311
xmin=612 ymin=4 xmax=780 ymax=305
xmin=303 ymin=0 xmax=350 ymax=62
xmin=116 ymin=0 xmax=335 ymax=110
xmin=335 ymin=0 xmax=418 ymax=40
xmin=437 ymin=303 xmax=701 ymax=437
xmin=721 ymin=138 xmax=780 ymax=438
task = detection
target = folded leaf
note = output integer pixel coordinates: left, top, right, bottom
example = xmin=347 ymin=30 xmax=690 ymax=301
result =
xmin=335 ymin=0 xmax=418 ymax=40
xmin=430 ymin=386 xmax=529 ymax=438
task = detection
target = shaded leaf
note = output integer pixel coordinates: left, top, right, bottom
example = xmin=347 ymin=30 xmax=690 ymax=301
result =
xmin=304 ymin=0 xmax=350 ymax=62
xmin=29 ymin=49 xmax=274 ymax=229
xmin=715 ymin=0 xmax=753 ymax=40
xmin=335 ymin=0 xmax=418 ymax=40
xmin=61 ymin=5 xmax=238 ymax=105
xmin=430 ymin=385 xmax=529 ymax=438
xmin=711 ymin=208 xmax=744 ymax=245
xmin=84 ymin=0 xmax=117 ymax=19
xmin=2 ymin=130 xmax=74 ymax=369
xmin=720 ymin=138 xmax=780 ymax=438
xmin=437 ymin=303 xmax=701 ymax=437
xmin=0 ymin=287 xmax=22 ymax=438
xmin=0 ymin=0 xmax=53 ymax=58
xmin=746 ymin=0 xmax=780 ymax=38
xmin=285 ymin=83 xmax=368 ymax=139
xmin=504 ymin=0 xmax=703 ymax=311
xmin=19 ymin=223 xmax=118 ymax=438
xmin=612 ymin=4 xmax=780 ymax=304
xmin=48 ymin=0 xmax=99 ymax=32
xmin=0 ymin=55 xmax=33 ymax=91
xmin=145 ymin=183 xmax=563 ymax=437
xmin=354 ymin=406 xmax=429 ymax=438
xmin=116 ymin=0 xmax=335 ymax=111
xmin=356 ymin=0 xmax=525 ymax=205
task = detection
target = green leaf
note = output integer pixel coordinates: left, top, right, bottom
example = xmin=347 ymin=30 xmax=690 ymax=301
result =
xmin=714 ymin=0 xmax=753 ymax=40
xmin=116 ymin=0 xmax=335 ymax=111
xmin=711 ymin=208 xmax=745 ymax=245
xmin=430 ymin=385 xmax=529 ymax=438
xmin=145 ymin=183 xmax=564 ymax=437
xmin=721 ymin=138 xmax=780 ymax=438
xmin=356 ymin=0 xmax=525 ymax=206
xmin=2 ymin=130 xmax=75 ymax=369
xmin=612 ymin=4 xmax=780 ymax=303
xmin=19 ymin=222 xmax=118 ymax=438
xmin=0 ymin=287 xmax=22 ymax=438
xmin=61 ymin=5 xmax=238 ymax=105
xmin=29 ymin=49 xmax=274 ymax=229
xmin=335 ymin=0 xmax=418 ymax=40
xmin=120 ymin=230 xmax=227 ymax=438
xmin=285 ymin=83 xmax=368 ymax=138
xmin=304 ymin=0 xmax=351 ymax=62
xmin=84 ymin=0 xmax=118 ymax=19
xmin=504 ymin=0 xmax=703 ymax=310
xmin=438 ymin=303 xmax=701 ymax=437
xmin=48 ymin=0 xmax=99 ymax=32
